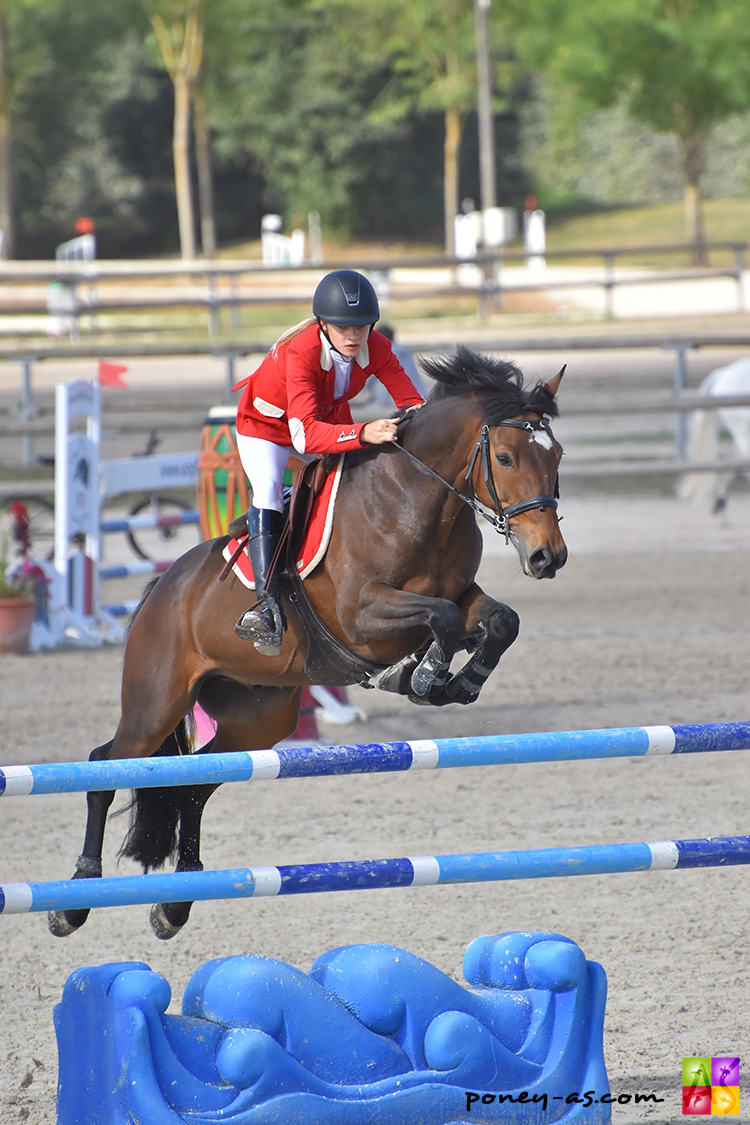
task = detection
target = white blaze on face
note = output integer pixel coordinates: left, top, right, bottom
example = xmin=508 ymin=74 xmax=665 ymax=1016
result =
xmin=531 ymin=429 xmax=553 ymax=450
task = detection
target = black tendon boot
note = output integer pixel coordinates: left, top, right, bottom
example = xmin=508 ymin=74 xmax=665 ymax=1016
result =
xmin=234 ymin=507 xmax=284 ymax=654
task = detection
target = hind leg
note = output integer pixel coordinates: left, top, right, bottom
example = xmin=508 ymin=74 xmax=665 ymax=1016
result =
xmin=149 ymin=684 xmax=302 ymax=940
xmin=49 ymin=683 xmax=193 ymax=939
xmin=150 ymin=779 xmax=218 ymax=940
xmin=50 ymin=646 xmax=197 ymax=937
xmin=48 ymin=741 xmax=116 ymax=937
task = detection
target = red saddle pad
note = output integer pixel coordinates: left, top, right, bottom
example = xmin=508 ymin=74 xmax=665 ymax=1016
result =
xmin=222 ymin=456 xmax=344 ymax=589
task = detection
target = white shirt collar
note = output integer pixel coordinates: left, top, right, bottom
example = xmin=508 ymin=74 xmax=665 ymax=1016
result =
xmin=319 ymin=328 xmax=369 ymax=371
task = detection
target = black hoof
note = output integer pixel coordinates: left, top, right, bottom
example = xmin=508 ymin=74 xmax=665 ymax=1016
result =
xmin=150 ymin=900 xmax=192 ymax=940
xmin=47 ymin=857 xmax=102 ymax=937
xmin=48 ymin=908 xmax=90 ymax=937
xmin=407 ymin=689 xmax=453 ymax=707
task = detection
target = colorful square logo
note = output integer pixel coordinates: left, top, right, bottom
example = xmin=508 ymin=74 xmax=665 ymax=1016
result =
xmin=682 ymin=1057 xmax=739 ymax=1116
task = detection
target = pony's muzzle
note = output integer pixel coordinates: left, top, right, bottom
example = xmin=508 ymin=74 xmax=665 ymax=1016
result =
xmin=526 ymin=544 xmax=567 ymax=579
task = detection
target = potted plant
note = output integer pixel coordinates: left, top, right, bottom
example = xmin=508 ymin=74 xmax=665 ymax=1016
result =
xmin=0 ymin=503 xmax=42 ymax=653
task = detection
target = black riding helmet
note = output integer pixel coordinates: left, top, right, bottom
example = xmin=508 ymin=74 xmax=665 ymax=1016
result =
xmin=312 ymin=269 xmax=380 ymax=327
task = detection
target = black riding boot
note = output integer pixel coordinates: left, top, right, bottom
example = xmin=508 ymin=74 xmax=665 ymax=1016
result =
xmin=234 ymin=507 xmax=284 ymax=655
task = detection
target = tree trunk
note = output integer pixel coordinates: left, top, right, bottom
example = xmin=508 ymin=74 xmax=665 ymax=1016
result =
xmin=193 ymin=84 xmax=216 ymax=257
xmin=444 ymin=108 xmax=462 ymax=256
xmin=682 ymin=135 xmax=705 ymax=266
xmin=0 ymin=12 xmax=13 ymax=259
xmin=173 ymin=72 xmax=195 ymax=260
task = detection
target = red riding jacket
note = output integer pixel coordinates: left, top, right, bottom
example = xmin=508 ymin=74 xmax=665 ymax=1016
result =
xmin=233 ymin=323 xmax=423 ymax=454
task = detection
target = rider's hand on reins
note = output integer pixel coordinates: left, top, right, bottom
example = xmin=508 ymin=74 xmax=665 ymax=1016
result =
xmin=362 ymin=418 xmax=399 ymax=444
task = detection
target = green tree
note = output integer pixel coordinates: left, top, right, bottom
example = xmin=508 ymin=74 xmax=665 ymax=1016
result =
xmin=208 ymin=0 xmax=407 ymax=234
xmin=0 ymin=0 xmax=144 ymax=259
xmin=514 ymin=0 xmax=750 ymax=253
xmin=0 ymin=0 xmax=61 ymax=258
xmin=324 ymin=0 xmax=480 ymax=253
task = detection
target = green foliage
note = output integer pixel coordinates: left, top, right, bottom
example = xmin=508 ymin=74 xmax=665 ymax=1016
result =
xmin=207 ymin=0 xmax=443 ymax=234
xmin=17 ymin=0 xmax=750 ymax=255
xmin=333 ymin=0 xmax=478 ymax=117
xmin=515 ymin=0 xmax=750 ymax=148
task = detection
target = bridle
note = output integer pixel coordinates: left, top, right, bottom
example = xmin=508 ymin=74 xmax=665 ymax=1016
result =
xmin=394 ymin=417 xmax=559 ymax=543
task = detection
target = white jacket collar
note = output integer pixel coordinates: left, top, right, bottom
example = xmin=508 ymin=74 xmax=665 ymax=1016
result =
xmin=319 ymin=329 xmax=369 ymax=371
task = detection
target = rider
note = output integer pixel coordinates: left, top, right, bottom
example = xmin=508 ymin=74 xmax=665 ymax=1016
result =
xmin=233 ymin=269 xmax=425 ymax=654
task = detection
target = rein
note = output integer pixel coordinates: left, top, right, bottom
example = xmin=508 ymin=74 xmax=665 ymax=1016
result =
xmin=394 ymin=417 xmax=559 ymax=543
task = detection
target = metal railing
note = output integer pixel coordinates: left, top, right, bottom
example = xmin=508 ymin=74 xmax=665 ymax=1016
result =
xmin=0 ymin=240 xmax=745 ymax=331
xmin=3 ymin=331 xmax=750 ymax=476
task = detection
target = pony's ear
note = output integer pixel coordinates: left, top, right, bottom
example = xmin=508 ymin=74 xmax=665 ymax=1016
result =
xmin=543 ymin=365 xmax=566 ymax=399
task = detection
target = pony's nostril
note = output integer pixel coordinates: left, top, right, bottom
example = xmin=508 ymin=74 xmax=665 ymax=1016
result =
xmin=529 ymin=547 xmax=553 ymax=576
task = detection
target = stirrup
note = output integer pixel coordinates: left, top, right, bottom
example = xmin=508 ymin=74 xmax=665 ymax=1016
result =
xmin=235 ymin=594 xmax=284 ymax=656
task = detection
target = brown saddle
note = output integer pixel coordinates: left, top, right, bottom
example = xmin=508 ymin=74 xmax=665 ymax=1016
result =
xmin=225 ymin=458 xmax=385 ymax=685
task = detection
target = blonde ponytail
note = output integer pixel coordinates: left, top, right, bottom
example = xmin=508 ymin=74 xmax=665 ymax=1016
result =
xmin=272 ymin=316 xmax=317 ymax=353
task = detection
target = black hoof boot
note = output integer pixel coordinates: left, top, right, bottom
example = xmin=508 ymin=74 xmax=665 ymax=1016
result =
xmin=235 ymin=594 xmax=284 ymax=655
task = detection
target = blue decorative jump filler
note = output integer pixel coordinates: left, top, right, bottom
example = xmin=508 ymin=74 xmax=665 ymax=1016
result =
xmin=55 ymin=931 xmax=609 ymax=1124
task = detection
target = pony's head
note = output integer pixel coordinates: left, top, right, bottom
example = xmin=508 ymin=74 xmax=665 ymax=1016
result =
xmin=412 ymin=346 xmax=567 ymax=578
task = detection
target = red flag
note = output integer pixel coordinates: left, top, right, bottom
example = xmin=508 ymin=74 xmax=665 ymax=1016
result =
xmin=98 ymin=360 xmax=128 ymax=388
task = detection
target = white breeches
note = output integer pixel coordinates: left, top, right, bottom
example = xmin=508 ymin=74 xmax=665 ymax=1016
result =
xmin=236 ymin=434 xmax=315 ymax=513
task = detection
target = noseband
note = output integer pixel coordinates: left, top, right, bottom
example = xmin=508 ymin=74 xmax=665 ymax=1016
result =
xmin=395 ymin=417 xmax=559 ymax=543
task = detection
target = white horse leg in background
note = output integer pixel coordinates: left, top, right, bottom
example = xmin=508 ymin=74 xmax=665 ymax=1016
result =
xmin=678 ymin=357 xmax=750 ymax=513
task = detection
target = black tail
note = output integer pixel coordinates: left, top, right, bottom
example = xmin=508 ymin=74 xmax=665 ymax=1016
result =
xmin=118 ymin=716 xmax=195 ymax=872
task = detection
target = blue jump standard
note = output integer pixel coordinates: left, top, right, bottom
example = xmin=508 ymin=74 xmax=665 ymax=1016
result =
xmin=2 ymin=836 xmax=749 ymax=915
xmin=1 ymin=720 xmax=749 ymax=797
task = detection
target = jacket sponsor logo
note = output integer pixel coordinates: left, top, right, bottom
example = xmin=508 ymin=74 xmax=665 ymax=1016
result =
xmin=336 ymin=428 xmax=358 ymax=443
xmin=253 ymin=396 xmax=286 ymax=419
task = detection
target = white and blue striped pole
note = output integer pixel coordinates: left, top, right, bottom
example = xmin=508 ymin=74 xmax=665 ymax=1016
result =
xmin=2 ymin=836 xmax=749 ymax=915
xmin=98 ymin=559 xmax=172 ymax=580
xmin=100 ymin=510 xmax=200 ymax=535
xmin=1 ymin=721 xmax=749 ymax=797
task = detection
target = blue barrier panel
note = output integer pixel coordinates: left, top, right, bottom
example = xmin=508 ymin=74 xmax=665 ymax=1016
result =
xmin=2 ymin=721 xmax=750 ymax=797
xmin=2 ymin=835 xmax=749 ymax=915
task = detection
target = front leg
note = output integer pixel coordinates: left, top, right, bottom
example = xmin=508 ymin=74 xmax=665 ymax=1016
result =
xmin=339 ymin=581 xmax=468 ymax=698
xmin=443 ymin=584 xmax=519 ymax=705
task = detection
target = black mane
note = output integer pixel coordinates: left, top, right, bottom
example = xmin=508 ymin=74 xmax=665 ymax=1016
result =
xmin=419 ymin=345 xmax=559 ymax=425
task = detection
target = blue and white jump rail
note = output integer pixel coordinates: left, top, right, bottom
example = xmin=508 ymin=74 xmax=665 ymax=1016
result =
xmin=99 ymin=509 xmax=200 ymax=582
xmin=2 ymin=836 xmax=749 ymax=916
xmin=1 ymin=720 xmax=749 ymax=797
xmin=99 ymin=509 xmax=200 ymax=535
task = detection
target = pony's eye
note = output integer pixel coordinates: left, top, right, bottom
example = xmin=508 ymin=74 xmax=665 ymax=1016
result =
xmin=495 ymin=453 xmax=513 ymax=467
